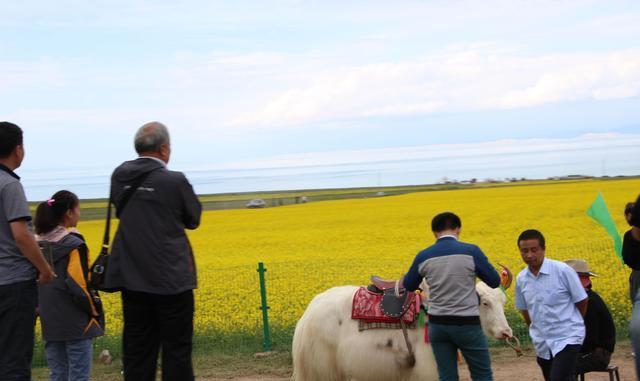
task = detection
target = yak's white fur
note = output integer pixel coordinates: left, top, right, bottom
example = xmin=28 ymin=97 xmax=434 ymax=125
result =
xmin=292 ymin=283 xmax=512 ymax=381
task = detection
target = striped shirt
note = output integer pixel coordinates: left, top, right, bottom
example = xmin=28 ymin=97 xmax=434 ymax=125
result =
xmin=0 ymin=164 xmax=36 ymax=285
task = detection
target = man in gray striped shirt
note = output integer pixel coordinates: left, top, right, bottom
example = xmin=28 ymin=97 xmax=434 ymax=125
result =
xmin=0 ymin=121 xmax=56 ymax=380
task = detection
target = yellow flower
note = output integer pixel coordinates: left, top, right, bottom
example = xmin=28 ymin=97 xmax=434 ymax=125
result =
xmin=70 ymin=178 xmax=638 ymax=340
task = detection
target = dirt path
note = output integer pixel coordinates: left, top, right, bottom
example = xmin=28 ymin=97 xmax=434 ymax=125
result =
xmin=204 ymin=378 xmax=289 ymax=381
xmin=202 ymin=344 xmax=635 ymax=380
xmin=461 ymin=345 xmax=634 ymax=380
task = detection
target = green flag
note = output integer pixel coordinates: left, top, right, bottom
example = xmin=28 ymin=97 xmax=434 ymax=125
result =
xmin=586 ymin=192 xmax=622 ymax=261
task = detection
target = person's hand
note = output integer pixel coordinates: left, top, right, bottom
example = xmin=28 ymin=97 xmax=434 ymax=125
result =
xmin=37 ymin=265 xmax=57 ymax=284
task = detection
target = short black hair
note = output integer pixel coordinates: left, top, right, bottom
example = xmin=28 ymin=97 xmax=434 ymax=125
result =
xmin=518 ymin=229 xmax=546 ymax=249
xmin=431 ymin=212 xmax=461 ymax=232
xmin=0 ymin=122 xmax=23 ymax=159
xmin=626 ymin=202 xmax=635 ymax=214
xmin=626 ymin=202 xmax=636 ymax=226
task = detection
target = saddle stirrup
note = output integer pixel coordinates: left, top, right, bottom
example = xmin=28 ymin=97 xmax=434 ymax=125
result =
xmin=400 ymin=319 xmax=415 ymax=366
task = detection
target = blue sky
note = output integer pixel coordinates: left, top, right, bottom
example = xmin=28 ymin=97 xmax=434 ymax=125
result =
xmin=2 ymin=0 xmax=640 ymax=178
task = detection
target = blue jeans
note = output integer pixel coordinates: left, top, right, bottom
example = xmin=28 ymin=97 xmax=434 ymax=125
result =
xmin=429 ymin=322 xmax=493 ymax=381
xmin=0 ymin=280 xmax=37 ymax=381
xmin=631 ymin=290 xmax=640 ymax=378
xmin=45 ymin=339 xmax=93 ymax=381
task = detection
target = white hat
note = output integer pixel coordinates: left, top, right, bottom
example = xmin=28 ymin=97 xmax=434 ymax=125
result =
xmin=565 ymin=259 xmax=597 ymax=277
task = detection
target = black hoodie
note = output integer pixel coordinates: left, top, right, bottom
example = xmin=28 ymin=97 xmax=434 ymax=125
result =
xmin=38 ymin=234 xmax=104 ymax=341
xmin=103 ymin=157 xmax=202 ymax=295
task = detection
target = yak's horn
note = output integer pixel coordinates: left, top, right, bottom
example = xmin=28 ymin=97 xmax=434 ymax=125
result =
xmin=498 ymin=263 xmax=513 ymax=290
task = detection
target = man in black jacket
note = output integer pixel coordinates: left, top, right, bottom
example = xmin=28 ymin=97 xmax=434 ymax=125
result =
xmin=623 ymin=196 xmax=640 ymax=379
xmin=565 ymin=259 xmax=615 ymax=376
xmin=625 ymin=202 xmax=640 ymax=305
xmin=104 ymin=121 xmax=202 ymax=381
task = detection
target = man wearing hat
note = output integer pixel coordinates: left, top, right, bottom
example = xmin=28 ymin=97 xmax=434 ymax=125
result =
xmin=565 ymin=259 xmax=615 ymax=376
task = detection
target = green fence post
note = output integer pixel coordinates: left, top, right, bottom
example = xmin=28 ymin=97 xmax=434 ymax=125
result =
xmin=257 ymin=262 xmax=272 ymax=351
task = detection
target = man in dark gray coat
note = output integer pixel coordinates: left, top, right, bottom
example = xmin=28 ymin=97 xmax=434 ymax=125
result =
xmin=104 ymin=121 xmax=202 ymax=381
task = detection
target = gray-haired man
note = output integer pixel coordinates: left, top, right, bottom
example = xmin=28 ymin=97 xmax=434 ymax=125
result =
xmin=104 ymin=121 xmax=202 ymax=381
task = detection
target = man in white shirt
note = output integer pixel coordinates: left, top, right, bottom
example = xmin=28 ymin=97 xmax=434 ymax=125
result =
xmin=514 ymin=229 xmax=588 ymax=381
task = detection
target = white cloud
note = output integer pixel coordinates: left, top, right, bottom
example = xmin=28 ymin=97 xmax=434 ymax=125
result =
xmin=2 ymin=0 xmax=640 ymax=138
xmin=492 ymin=51 xmax=640 ymax=108
xmin=230 ymin=47 xmax=640 ymax=128
xmin=7 ymin=46 xmax=639 ymax=136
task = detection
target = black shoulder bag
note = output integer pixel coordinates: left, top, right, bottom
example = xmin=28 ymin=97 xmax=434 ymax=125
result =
xmin=89 ymin=171 xmax=154 ymax=291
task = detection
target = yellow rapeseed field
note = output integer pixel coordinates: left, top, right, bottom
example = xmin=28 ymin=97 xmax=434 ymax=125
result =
xmin=75 ymin=178 xmax=640 ymax=345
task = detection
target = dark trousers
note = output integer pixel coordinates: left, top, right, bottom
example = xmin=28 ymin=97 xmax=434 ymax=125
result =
xmin=575 ymin=349 xmax=611 ymax=375
xmin=0 ymin=280 xmax=37 ymax=381
xmin=536 ymin=344 xmax=581 ymax=381
xmin=122 ymin=289 xmax=194 ymax=381
xmin=429 ymin=323 xmax=493 ymax=381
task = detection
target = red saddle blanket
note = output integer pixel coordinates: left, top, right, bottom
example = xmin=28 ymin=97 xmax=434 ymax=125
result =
xmin=351 ymin=287 xmax=421 ymax=324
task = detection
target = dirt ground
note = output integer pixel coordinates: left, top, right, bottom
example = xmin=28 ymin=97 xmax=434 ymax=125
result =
xmin=461 ymin=343 xmax=634 ymax=381
xmin=202 ymin=343 xmax=636 ymax=380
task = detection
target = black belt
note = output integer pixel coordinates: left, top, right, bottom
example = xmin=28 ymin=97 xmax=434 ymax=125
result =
xmin=428 ymin=314 xmax=480 ymax=325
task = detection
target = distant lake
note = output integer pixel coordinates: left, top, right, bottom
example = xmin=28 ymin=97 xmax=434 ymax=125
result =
xmin=19 ymin=133 xmax=640 ymax=201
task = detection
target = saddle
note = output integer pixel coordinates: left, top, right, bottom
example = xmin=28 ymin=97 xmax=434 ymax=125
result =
xmin=352 ymin=276 xmax=420 ymax=367
xmin=352 ymin=276 xmax=420 ymax=324
xmin=371 ymin=276 xmax=412 ymax=318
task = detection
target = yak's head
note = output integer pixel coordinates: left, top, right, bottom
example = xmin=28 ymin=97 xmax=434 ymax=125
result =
xmin=477 ymin=264 xmax=513 ymax=340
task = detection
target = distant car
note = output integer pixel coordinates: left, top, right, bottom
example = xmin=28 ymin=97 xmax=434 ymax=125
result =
xmin=246 ymin=199 xmax=266 ymax=208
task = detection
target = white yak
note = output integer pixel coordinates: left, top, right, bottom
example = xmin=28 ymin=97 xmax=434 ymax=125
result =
xmin=292 ymin=281 xmax=515 ymax=381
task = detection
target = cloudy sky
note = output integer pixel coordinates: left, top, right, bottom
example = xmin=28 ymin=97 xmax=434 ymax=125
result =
xmin=2 ymin=1 xmax=640 ymax=180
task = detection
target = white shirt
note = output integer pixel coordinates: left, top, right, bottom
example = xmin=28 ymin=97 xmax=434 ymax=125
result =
xmin=515 ymin=258 xmax=587 ymax=359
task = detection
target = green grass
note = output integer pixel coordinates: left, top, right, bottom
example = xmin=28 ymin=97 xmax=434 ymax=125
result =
xmin=31 ymin=348 xmax=292 ymax=381
xmin=32 ymin=328 xmax=294 ymax=369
